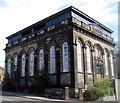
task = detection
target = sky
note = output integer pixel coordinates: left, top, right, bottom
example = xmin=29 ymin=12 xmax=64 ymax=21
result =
xmin=0 ymin=0 xmax=119 ymax=67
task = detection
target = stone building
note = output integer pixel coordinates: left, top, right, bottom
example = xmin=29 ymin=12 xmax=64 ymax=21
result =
xmin=4 ymin=6 xmax=116 ymax=94
xmin=0 ymin=67 xmax=5 ymax=82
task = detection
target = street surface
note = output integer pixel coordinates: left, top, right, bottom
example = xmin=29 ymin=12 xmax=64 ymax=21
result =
xmin=2 ymin=92 xmax=40 ymax=101
xmin=1 ymin=91 xmax=119 ymax=103
xmin=1 ymin=91 xmax=66 ymax=102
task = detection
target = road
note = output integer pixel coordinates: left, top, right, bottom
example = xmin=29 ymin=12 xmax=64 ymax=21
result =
xmin=1 ymin=91 xmax=119 ymax=103
xmin=1 ymin=92 xmax=65 ymax=103
xmin=2 ymin=92 xmax=41 ymax=101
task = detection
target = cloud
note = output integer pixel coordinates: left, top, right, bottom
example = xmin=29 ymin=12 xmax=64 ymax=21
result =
xmin=0 ymin=0 xmax=118 ymax=66
xmin=75 ymin=0 xmax=118 ymax=24
xmin=0 ymin=0 xmax=7 ymax=8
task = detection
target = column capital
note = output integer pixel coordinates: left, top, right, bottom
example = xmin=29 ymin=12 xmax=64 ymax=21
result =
xmin=102 ymin=52 xmax=105 ymax=55
xmin=107 ymin=53 xmax=110 ymax=57
xmin=34 ymin=53 xmax=38 ymax=57
xmin=113 ymin=56 xmax=116 ymax=59
xmin=73 ymin=43 xmax=77 ymax=46
xmin=82 ymin=46 xmax=87 ymax=49
xmin=5 ymin=60 xmax=7 ymax=63
xmin=91 ymin=49 xmax=95 ymax=52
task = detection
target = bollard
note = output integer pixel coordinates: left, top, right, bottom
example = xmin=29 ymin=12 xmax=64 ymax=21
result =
xmin=64 ymin=87 xmax=70 ymax=100
xmin=79 ymin=88 xmax=83 ymax=101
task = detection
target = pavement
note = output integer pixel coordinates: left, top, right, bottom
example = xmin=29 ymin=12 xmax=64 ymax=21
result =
xmin=2 ymin=91 xmax=80 ymax=103
xmin=1 ymin=91 xmax=120 ymax=103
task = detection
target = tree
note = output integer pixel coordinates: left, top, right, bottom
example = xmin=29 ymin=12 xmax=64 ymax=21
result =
xmin=2 ymin=72 xmax=15 ymax=91
xmin=83 ymin=77 xmax=114 ymax=101
xmin=32 ymin=69 xmax=51 ymax=94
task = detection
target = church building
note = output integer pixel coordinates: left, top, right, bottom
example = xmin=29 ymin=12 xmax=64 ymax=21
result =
xmin=4 ymin=6 xmax=116 ymax=94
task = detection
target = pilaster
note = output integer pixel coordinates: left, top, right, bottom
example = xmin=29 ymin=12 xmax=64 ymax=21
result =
xmin=82 ymin=46 xmax=88 ymax=86
xmin=25 ymin=55 xmax=28 ymax=87
xmin=102 ymin=52 xmax=105 ymax=77
xmin=108 ymin=54 xmax=112 ymax=77
xmin=73 ymin=38 xmax=78 ymax=95
xmin=91 ymin=49 xmax=96 ymax=84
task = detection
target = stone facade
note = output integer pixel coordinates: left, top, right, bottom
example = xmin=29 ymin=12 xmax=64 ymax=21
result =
xmin=0 ymin=67 xmax=5 ymax=81
xmin=4 ymin=6 xmax=116 ymax=95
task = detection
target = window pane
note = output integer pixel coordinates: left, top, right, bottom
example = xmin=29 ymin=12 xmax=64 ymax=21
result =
xmin=21 ymin=54 xmax=25 ymax=77
xmin=110 ymin=53 xmax=114 ymax=76
xmin=39 ymin=49 xmax=44 ymax=70
xmin=104 ymin=50 xmax=108 ymax=75
xmin=96 ymin=65 xmax=101 ymax=74
xmin=77 ymin=42 xmax=83 ymax=72
xmin=86 ymin=45 xmax=92 ymax=73
xmin=14 ymin=55 xmax=18 ymax=71
xmin=95 ymin=48 xmax=99 ymax=57
xmin=7 ymin=58 xmax=11 ymax=76
xmin=29 ymin=51 xmax=34 ymax=76
xmin=50 ymin=46 xmax=55 ymax=74
xmin=62 ymin=42 xmax=69 ymax=72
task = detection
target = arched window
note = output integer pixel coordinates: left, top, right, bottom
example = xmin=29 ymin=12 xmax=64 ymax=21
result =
xmin=110 ymin=52 xmax=114 ymax=76
xmin=86 ymin=44 xmax=92 ymax=73
xmin=62 ymin=42 xmax=69 ymax=72
xmin=95 ymin=48 xmax=99 ymax=57
xmin=104 ymin=50 xmax=109 ymax=75
xmin=95 ymin=46 xmax=102 ymax=58
xmin=7 ymin=57 xmax=11 ymax=76
xmin=14 ymin=55 xmax=18 ymax=71
xmin=77 ymin=41 xmax=83 ymax=72
xmin=50 ymin=46 xmax=56 ymax=74
xmin=21 ymin=53 xmax=25 ymax=77
xmin=29 ymin=51 xmax=34 ymax=76
xmin=39 ymin=49 xmax=44 ymax=70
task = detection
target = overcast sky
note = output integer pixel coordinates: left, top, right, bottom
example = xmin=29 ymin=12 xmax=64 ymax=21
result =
xmin=0 ymin=0 xmax=118 ymax=67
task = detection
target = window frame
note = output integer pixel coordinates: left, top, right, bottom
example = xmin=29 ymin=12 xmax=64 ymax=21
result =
xmin=29 ymin=51 xmax=34 ymax=76
xmin=7 ymin=57 xmax=11 ymax=76
xmin=21 ymin=53 xmax=26 ymax=77
xmin=13 ymin=55 xmax=18 ymax=71
xmin=110 ymin=52 xmax=114 ymax=76
xmin=77 ymin=41 xmax=83 ymax=72
xmin=86 ymin=44 xmax=92 ymax=73
xmin=49 ymin=45 xmax=56 ymax=74
xmin=62 ymin=41 xmax=69 ymax=72
xmin=104 ymin=50 xmax=109 ymax=76
xmin=39 ymin=48 xmax=44 ymax=70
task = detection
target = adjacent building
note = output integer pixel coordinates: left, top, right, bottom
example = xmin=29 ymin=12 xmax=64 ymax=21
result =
xmin=0 ymin=67 xmax=5 ymax=82
xmin=4 ymin=6 xmax=116 ymax=94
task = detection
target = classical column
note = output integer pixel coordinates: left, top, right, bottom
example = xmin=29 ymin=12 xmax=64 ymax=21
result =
xmin=102 ymin=52 xmax=105 ymax=77
xmin=108 ymin=53 xmax=111 ymax=77
xmin=25 ymin=55 xmax=28 ymax=87
xmin=73 ymin=38 xmax=78 ymax=96
xmin=113 ymin=55 xmax=116 ymax=77
xmin=91 ymin=49 xmax=96 ymax=84
xmin=56 ymin=47 xmax=60 ymax=86
xmin=108 ymin=54 xmax=112 ymax=77
xmin=10 ymin=58 xmax=14 ymax=79
xmin=17 ymin=56 xmax=20 ymax=90
xmin=82 ymin=46 xmax=88 ymax=87
xmin=5 ymin=58 xmax=7 ymax=75
xmin=34 ymin=53 xmax=38 ymax=75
